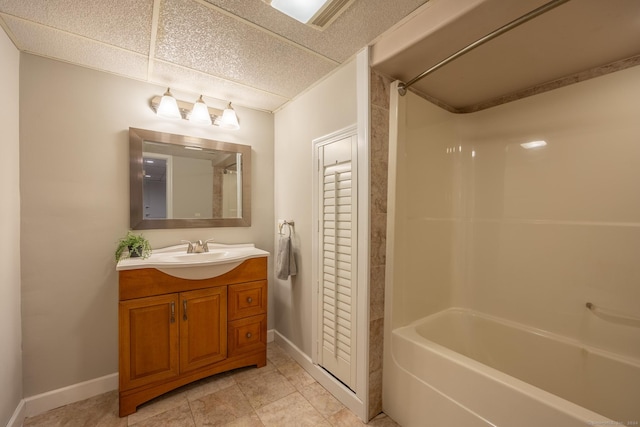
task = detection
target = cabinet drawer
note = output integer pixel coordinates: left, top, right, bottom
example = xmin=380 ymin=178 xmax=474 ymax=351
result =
xmin=228 ymin=281 xmax=267 ymax=320
xmin=228 ymin=314 xmax=266 ymax=357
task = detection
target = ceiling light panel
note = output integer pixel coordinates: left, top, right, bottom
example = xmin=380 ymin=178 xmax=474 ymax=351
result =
xmin=269 ymin=0 xmax=330 ymax=24
xmin=0 ymin=0 xmax=153 ymax=55
xmin=3 ymin=16 xmax=148 ymax=80
xmin=267 ymin=0 xmax=360 ymax=30
xmin=156 ymin=0 xmax=336 ymax=98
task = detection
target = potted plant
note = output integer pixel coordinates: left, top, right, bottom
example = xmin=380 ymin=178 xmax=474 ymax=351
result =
xmin=115 ymin=231 xmax=152 ymax=261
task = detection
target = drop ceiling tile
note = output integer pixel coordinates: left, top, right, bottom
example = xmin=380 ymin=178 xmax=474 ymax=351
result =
xmin=150 ymin=60 xmax=288 ymax=112
xmin=204 ymin=0 xmax=429 ymax=62
xmin=0 ymin=0 xmax=153 ymax=54
xmin=3 ymin=15 xmax=148 ymax=80
xmin=155 ymin=0 xmax=336 ymax=98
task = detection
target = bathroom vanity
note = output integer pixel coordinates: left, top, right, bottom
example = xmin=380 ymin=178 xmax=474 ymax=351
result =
xmin=116 ymin=244 xmax=268 ymax=416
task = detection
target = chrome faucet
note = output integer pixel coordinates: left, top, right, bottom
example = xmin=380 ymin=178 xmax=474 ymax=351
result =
xmin=181 ymin=239 xmax=215 ymax=253
xmin=193 ymin=240 xmax=206 ymax=253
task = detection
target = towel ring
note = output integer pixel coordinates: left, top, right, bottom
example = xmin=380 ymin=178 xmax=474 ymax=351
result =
xmin=278 ymin=220 xmax=295 ymax=236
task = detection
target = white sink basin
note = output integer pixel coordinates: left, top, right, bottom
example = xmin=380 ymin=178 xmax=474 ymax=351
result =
xmin=160 ymin=251 xmax=231 ymax=263
xmin=116 ymin=243 xmax=269 ymax=279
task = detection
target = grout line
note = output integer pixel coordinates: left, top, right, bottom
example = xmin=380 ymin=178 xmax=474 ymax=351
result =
xmin=147 ymin=0 xmax=162 ymax=80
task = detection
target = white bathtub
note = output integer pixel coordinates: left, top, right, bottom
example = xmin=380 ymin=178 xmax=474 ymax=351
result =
xmin=383 ymin=308 xmax=640 ymax=427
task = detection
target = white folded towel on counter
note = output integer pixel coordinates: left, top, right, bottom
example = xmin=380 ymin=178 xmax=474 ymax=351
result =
xmin=276 ymin=234 xmax=297 ymax=280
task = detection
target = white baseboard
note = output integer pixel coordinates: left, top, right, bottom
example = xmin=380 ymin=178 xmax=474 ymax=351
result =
xmin=12 ymin=330 xmax=284 ymax=423
xmin=23 ymin=373 xmax=118 ymax=418
xmin=273 ymin=331 xmax=367 ymax=421
xmin=6 ymin=399 xmax=25 ymax=427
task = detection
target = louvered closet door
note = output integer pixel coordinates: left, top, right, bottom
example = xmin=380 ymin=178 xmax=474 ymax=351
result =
xmin=318 ymin=135 xmax=357 ymax=390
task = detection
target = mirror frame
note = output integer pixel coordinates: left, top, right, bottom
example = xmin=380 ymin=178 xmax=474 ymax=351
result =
xmin=129 ymin=127 xmax=251 ymax=229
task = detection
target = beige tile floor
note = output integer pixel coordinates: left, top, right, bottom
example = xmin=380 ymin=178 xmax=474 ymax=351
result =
xmin=24 ymin=343 xmax=399 ymax=426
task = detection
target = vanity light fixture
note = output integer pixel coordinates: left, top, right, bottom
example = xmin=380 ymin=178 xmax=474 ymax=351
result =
xmin=150 ymin=88 xmax=240 ymax=130
xmin=218 ymin=103 xmax=240 ymax=130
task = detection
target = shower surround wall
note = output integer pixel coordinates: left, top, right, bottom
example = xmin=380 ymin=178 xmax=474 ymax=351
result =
xmin=386 ymin=63 xmax=640 ymax=355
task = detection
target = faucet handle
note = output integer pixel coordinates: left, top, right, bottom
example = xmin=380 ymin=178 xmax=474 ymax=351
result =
xmin=203 ymin=238 xmax=215 ymax=252
xmin=180 ymin=240 xmax=194 ymax=253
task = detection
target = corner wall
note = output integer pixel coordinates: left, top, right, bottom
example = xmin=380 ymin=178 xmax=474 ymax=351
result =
xmin=273 ymin=59 xmax=358 ymax=356
xmin=273 ymin=59 xmax=393 ymax=421
xmin=0 ymin=27 xmax=22 ymax=426
xmin=275 ymin=57 xmax=383 ymax=419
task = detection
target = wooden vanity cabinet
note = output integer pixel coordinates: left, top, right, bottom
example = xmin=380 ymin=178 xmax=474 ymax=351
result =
xmin=118 ymin=257 xmax=267 ymax=417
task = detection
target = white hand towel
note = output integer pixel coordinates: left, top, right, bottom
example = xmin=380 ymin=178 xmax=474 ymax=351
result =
xmin=276 ymin=235 xmax=297 ymax=279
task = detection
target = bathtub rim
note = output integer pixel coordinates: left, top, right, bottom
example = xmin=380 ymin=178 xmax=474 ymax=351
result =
xmin=391 ymin=306 xmax=640 ymax=425
xmin=406 ymin=307 xmax=640 ymax=369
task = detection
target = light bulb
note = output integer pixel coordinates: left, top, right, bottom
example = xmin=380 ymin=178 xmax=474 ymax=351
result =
xmin=189 ymin=95 xmax=212 ymax=125
xmin=219 ymin=103 xmax=240 ymax=130
xmin=156 ymin=88 xmax=181 ymax=119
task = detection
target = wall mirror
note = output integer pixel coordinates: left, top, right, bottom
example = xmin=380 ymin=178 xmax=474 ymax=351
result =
xmin=129 ymin=127 xmax=251 ymax=229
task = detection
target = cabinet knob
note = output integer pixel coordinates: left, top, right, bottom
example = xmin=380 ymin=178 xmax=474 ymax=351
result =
xmin=246 ymin=332 xmax=252 ymax=339
xmin=246 ymin=297 xmax=253 ymax=303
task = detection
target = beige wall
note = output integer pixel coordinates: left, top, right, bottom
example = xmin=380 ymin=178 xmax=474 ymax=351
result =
xmin=19 ymin=53 xmax=274 ymax=397
xmin=273 ymin=59 xmax=357 ymax=356
xmin=0 ymin=27 xmax=22 ymax=426
xmin=388 ymin=65 xmax=640 ymax=358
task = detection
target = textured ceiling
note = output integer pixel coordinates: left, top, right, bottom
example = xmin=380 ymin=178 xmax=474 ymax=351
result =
xmin=0 ymin=0 xmax=428 ymax=112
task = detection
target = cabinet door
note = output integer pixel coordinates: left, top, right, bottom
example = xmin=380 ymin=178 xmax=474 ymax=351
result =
xmin=119 ymin=294 xmax=179 ymax=391
xmin=179 ymin=287 xmax=227 ymax=373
